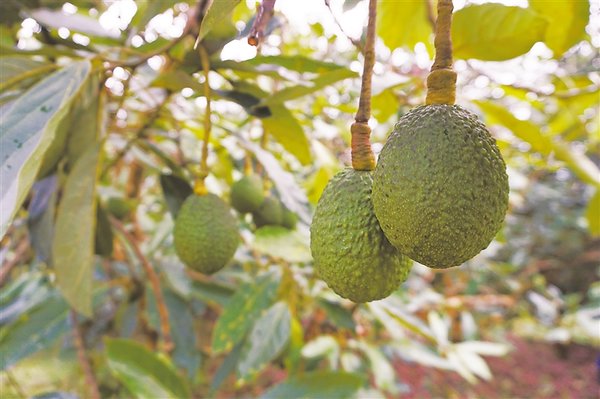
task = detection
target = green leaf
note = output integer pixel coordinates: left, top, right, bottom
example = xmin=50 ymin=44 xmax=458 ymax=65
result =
xmin=0 ymin=56 xmax=56 ymax=92
xmin=131 ymin=0 xmax=179 ymax=29
xmin=377 ymin=0 xmax=431 ymax=51
xmin=476 ymin=101 xmax=600 ymax=188
xmin=94 ymin=202 xmax=113 ymax=257
xmin=27 ymin=175 xmax=58 ymax=263
xmin=452 ymin=4 xmax=547 ymax=61
xmin=66 ymin=74 xmax=102 ymax=166
xmin=0 ymin=294 xmax=69 ymax=370
xmin=237 ymin=301 xmax=291 ymax=380
xmin=52 ymin=141 xmax=102 ymax=317
xmin=105 ymin=338 xmax=191 ymax=399
xmin=260 ymin=68 xmax=357 ymax=106
xmin=159 ymin=173 xmax=193 ymax=218
xmin=211 ymin=272 xmax=280 ymax=354
xmin=0 ymin=60 xmax=91 ymax=239
xmin=244 ymin=55 xmax=349 ymax=73
xmin=318 ymin=298 xmax=356 ymax=330
xmin=252 ymin=226 xmax=311 ymax=263
xmin=151 ymin=69 xmax=204 ymax=92
xmin=30 ymin=8 xmax=120 ymax=39
xmin=262 ymin=105 xmax=311 ymax=165
xmin=586 ymin=189 xmax=600 ymax=236
xmin=190 ymin=279 xmax=235 ymax=307
xmin=210 ymin=341 xmax=244 ymax=393
xmin=260 ymin=371 xmax=364 ymax=399
xmin=530 ymin=0 xmax=589 ymax=57
xmin=197 ymin=0 xmax=241 ymax=42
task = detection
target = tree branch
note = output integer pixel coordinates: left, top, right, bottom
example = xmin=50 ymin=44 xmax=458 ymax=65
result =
xmin=248 ymin=0 xmax=277 ymax=46
xmin=70 ymin=311 xmax=101 ymax=399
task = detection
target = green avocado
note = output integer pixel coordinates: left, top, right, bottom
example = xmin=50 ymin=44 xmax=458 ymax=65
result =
xmin=310 ymin=168 xmax=413 ymax=303
xmin=174 ymin=194 xmax=239 ymax=274
xmin=253 ymin=196 xmax=283 ymax=227
xmin=281 ymin=208 xmax=298 ymax=230
xmin=230 ymin=174 xmax=265 ymax=213
xmin=372 ymin=104 xmax=509 ymax=269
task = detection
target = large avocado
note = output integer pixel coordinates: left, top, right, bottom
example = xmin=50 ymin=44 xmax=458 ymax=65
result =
xmin=310 ymin=168 xmax=413 ymax=303
xmin=230 ymin=174 xmax=265 ymax=213
xmin=372 ymin=104 xmax=509 ymax=268
xmin=174 ymin=194 xmax=239 ymax=274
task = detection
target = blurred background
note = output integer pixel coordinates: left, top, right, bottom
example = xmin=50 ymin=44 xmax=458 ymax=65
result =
xmin=0 ymin=0 xmax=598 ymax=398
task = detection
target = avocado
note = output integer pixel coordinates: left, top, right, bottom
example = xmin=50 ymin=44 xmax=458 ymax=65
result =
xmin=230 ymin=174 xmax=265 ymax=213
xmin=310 ymin=169 xmax=413 ymax=303
xmin=281 ymin=208 xmax=298 ymax=230
xmin=253 ymin=196 xmax=283 ymax=227
xmin=174 ymin=194 xmax=239 ymax=274
xmin=372 ymin=104 xmax=509 ymax=268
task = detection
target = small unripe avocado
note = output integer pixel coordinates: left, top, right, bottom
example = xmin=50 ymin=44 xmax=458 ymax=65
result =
xmin=174 ymin=194 xmax=239 ymax=274
xmin=310 ymin=169 xmax=413 ymax=303
xmin=253 ymin=196 xmax=283 ymax=227
xmin=230 ymin=175 xmax=265 ymax=213
xmin=106 ymin=197 xmax=135 ymax=220
xmin=281 ymin=208 xmax=298 ymax=230
xmin=372 ymin=104 xmax=509 ymax=268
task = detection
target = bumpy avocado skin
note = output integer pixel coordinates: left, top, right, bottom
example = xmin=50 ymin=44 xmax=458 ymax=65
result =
xmin=372 ymin=105 xmax=509 ymax=269
xmin=310 ymin=169 xmax=413 ymax=303
xmin=230 ymin=175 xmax=265 ymax=213
xmin=174 ymin=194 xmax=239 ymax=274
xmin=253 ymin=196 xmax=284 ymax=227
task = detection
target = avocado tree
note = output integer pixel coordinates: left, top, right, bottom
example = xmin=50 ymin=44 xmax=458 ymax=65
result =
xmin=0 ymin=0 xmax=598 ymax=397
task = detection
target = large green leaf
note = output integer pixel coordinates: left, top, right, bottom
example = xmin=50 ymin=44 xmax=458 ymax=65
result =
xmin=476 ymin=101 xmax=600 ymax=188
xmin=452 ymin=4 xmax=547 ymax=61
xmin=530 ymin=0 xmax=589 ymax=57
xmin=262 ymin=105 xmax=311 ymax=165
xmin=237 ymin=301 xmax=291 ymax=380
xmin=211 ymin=272 xmax=280 ymax=354
xmin=105 ymin=338 xmax=191 ymax=399
xmin=197 ymin=0 xmax=241 ymax=42
xmin=0 ymin=56 xmax=55 ymax=92
xmin=0 ymin=294 xmax=69 ymax=370
xmin=252 ymin=226 xmax=311 ymax=263
xmin=0 ymin=60 xmax=91 ymax=239
xmin=377 ymin=0 xmax=431 ymax=51
xmin=586 ymin=189 xmax=600 ymax=236
xmin=260 ymin=371 xmax=364 ymax=399
xmin=245 ymin=55 xmax=349 ymax=73
xmin=52 ymin=142 xmax=102 ymax=316
xmin=259 ymin=68 xmax=357 ymax=106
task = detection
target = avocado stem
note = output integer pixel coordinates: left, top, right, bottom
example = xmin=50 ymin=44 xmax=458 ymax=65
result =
xmin=195 ymin=44 xmax=212 ymax=194
xmin=351 ymin=0 xmax=377 ymax=171
xmin=426 ymin=0 xmax=457 ymax=105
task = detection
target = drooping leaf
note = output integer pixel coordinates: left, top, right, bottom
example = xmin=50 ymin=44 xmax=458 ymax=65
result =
xmin=197 ymin=0 xmax=241 ymax=42
xmin=27 ymin=174 xmax=58 ymax=262
xmin=0 ymin=294 xmax=69 ymax=370
xmin=94 ymin=202 xmax=114 ymax=257
xmin=318 ymin=298 xmax=356 ymax=330
xmin=66 ymin=74 xmax=102 ymax=166
xmin=0 ymin=273 xmax=51 ymax=325
xmin=237 ymin=301 xmax=291 ymax=380
xmin=530 ymin=0 xmax=589 ymax=58
xmin=211 ymin=272 xmax=280 ymax=354
xmin=210 ymin=341 xmax=244 ymax=393
xmin=52 ymin=141 xmax=102 ymax=317
xmin=377 ymin=1 xmax=431 ymax=51
xmin=252 ymin=226 xmax=312 ymax=263
xmin=30 ymin=8 xmax=120 ymax=38
xmin=476 ymin=100 xmax=600 ymax=188
xmin=0 ymin=56 xmax=55 ymax=92
xmin=131 ymin=0 xmax=179 ymax=30
xmin=160 ymin=173 xmax=193 ymax=218
xmin=262 ymin=105 xmax=310 ymax=165
xmin=586 ymin=189 xmax=600 ymax=236
xmin=105 ymin=338 xmax=191 ymax=399
xmin=0 ymin=60 xmax=91 ymax=239
xmin=452 ymin=4 xmax=547 ymax=61
xmin=260 ymin=371 xmax=364 ymax=399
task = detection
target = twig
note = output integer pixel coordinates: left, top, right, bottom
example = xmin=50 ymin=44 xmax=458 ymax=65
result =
xmin=195 ymin=44 xmax=212 ymax=195
xmin=4 ymin=370 xmax=27 ymax=399
xmin=0 ymin=239 xmax=29 ymax=287
xmin=248 ymin=0 xmax=276 ymax=46
xmin=324 ymin=0 xmax=364 ymax=52
xmin=109 ymin=217 xmax=174 ymax=353
xmin=70 ymin=311 xmax=101 ymax=399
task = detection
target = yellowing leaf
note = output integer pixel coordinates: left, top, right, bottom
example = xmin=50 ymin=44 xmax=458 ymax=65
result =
xmin=452 ymin=4 xmax=547 ymax=61
xmin=52 ymin=142 xmax=102 ymax=316
xmin=378 ymin=0 xmax=431 ymax=51
xmin=530 ymin=0 xmax=589 ymax=57
xmin=586 ymin=190 xmax=600 ymax=236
